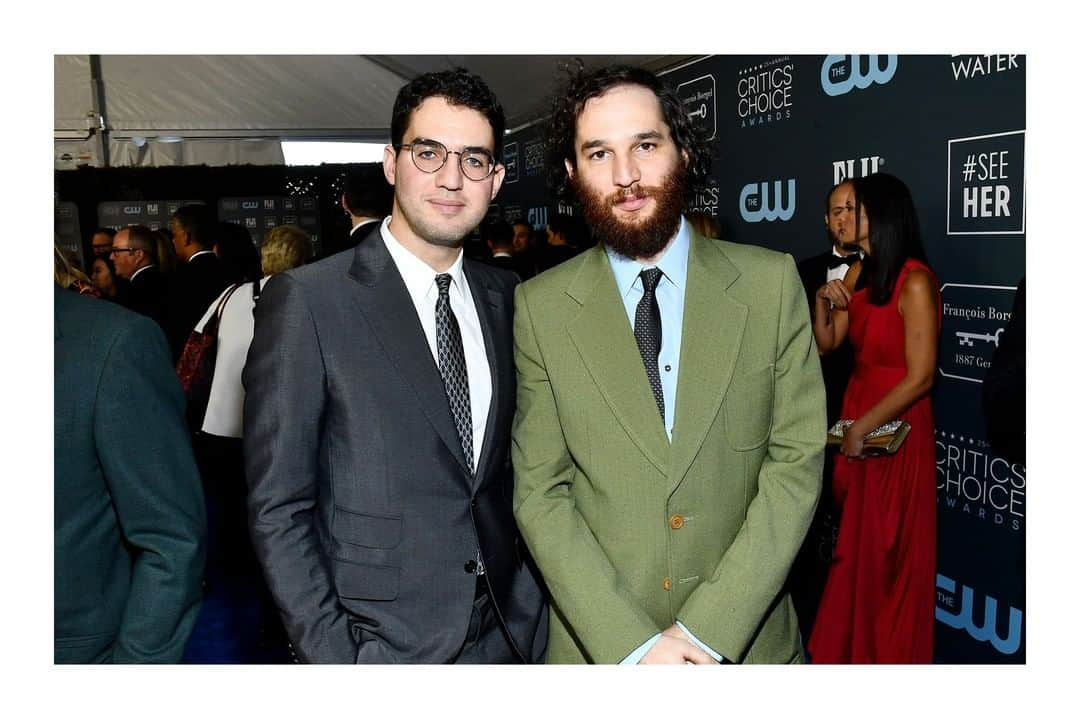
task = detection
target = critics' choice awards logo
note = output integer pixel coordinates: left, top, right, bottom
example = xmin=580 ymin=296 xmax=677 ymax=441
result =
xmin=936 ymin=428 xmax=1024 ymax=532
xmin=676 ymin=74 xmax=716 ymax=140
xmin=948 ymin=130 xmax=1025 ymax=235
xmin=951 ymin=54 xmax=1022 ymax=81
xmin=523 ymin=138 xmax=545 ymax=178
xmin=739 ymin=179 xmax=796 ymax=223
xmin=688 ymin=179 xmax=721 ymax=218
xmin=502 ymin=142 xmax=519 ymax=184
xmin=820 ymin=55 xmax=897 ymax=97
xmin=737 ymin=58 xmax=793 ymax=129
xmin=939 ymin=283 xmax=1017 ymax=384
xmin=936 ymin=573 xmax=1023 ymax=655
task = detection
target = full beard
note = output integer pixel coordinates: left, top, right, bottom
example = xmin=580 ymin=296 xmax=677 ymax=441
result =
xmin=573 ymin=162 xmax=689 ymax=261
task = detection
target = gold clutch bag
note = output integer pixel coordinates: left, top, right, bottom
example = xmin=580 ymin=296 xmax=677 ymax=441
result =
xmin=827 ymin=419 xmax=911 ymax=455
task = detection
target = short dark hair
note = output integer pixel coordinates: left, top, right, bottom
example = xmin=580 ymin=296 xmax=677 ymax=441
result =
xmin=92 ymin=227 xmax=116 ymax=239
xmin=343 ymin=166 xmax=391 ymax=218
xmin=852 ymin=173 xmax=930 ymax=305
xmin=121 ymin=224 xmax=158 ymax=263
xmin=545 ymin=63 xmax=711 ymax=203
xmin=390 ymin=68 xmax=506 ymax=159
xmin=480 ymin=217 xmax=514 ymax=250
xmin=171 ymin=204 xmax=215 ymax=249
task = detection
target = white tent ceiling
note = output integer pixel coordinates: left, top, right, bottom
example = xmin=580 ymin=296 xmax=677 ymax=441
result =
xmin=54 ymin=54 xmax=700 ymax=169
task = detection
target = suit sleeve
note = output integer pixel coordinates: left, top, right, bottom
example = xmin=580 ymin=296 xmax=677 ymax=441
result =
xmin=93 ymin=316 xmax=206 ymax=663
xmin=242 ymin=274 xmax=358 ymax=664
xmin=511 ymin=283 xmax=661 ymax=663
xmin=677 ymin=255 xmax=825 ymax=661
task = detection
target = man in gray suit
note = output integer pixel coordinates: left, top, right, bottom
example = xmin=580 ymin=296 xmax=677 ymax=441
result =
xmin=243 ymin=69 xmax=547 ymax=664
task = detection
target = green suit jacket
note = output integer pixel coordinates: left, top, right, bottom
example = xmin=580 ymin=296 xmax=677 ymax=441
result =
xmin=511 ymin=229 xmax=825 ymax=664
xmin=54 ymin=287 xmax=206 ymax=663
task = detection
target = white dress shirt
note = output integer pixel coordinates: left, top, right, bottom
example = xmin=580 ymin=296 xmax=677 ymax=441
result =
xmin=827 ymin=246 xmax=861 ymax=284
xmin=380 ymin=217 xmax=492 ymax=473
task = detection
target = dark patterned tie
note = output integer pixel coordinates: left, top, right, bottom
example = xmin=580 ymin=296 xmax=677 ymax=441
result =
xmin=435 ymin=273 xmax=473 ymax=472
xmin=634 ymin=267 xmax=665 ymax=422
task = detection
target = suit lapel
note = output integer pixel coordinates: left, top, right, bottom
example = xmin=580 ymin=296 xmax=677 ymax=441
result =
xmin=464 ymin=261 xmax=508 ymax=492
xmin=567 ymin=246 xmax=670 ymax=475
xmin=346 ymin=230 xmax=473 ymax=481
xmin=668 ymin=232 xmax=748 ymax=494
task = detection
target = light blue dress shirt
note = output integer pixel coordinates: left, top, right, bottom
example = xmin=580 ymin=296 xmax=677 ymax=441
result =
xmin=605 ymin=216 xmax=726 ymax=665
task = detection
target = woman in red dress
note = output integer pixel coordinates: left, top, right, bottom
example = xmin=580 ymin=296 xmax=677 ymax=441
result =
xmin=807 ymin=173 xmax=940 ymax=663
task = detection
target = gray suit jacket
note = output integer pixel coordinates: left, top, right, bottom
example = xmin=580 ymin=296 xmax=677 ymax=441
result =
xmin=243 ymin=226 xmax=547 ymax=663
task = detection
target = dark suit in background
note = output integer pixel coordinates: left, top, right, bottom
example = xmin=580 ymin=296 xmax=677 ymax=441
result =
xmin=167 ymin=251 xmax=228 ymax=359
xmin=243 ymin=227 xmax=547 ymax=663
xmin=124 ymin=265 xmax=169 ymax=334
xmin=788 ymin=249 xmax=856 ymax=641
xmin=54 ymin=287 xmax=206 ymax=663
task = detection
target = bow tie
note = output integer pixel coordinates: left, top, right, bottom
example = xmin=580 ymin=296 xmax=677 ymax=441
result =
xmin=827 ymin=254 xmax=860 ymax=269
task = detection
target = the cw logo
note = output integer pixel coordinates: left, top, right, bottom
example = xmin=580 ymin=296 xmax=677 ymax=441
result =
xmin=935 ymin=573 xmax=1022 ymax=655
xmin=739 ymin=179 xmax=796 ymax=223
xmin=821 ymin=55 xmax=898 ymax=97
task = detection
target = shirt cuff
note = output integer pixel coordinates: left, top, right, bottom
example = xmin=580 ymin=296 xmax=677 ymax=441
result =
xmin=676 ymin=621 xmax=726 ymax=663
xmin=620 ymin=633 xmax=662 ymax=664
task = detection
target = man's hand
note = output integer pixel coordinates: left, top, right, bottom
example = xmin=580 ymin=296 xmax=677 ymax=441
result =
xmin=639 ymin=635 xmax=715 ymax=664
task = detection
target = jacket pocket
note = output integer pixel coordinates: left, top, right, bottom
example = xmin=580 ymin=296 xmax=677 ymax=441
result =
xmin=333 ymin=507 xmax=402 ymax=549
xmin=333 ymin=558 xmax=400 ymax=601
xmin=722 ymin=364 xmax=775 ymax=451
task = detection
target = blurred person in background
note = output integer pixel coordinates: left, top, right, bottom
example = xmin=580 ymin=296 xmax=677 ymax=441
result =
xmin=181 ymin=225 xmax=313 ymax=664
xmin=808 ymin=173 xmax=940 ymax=664
xmin=90 ymin=255 xmax=125 ymax=303
xmin=215 ymin=221 xmax=262 ymax=286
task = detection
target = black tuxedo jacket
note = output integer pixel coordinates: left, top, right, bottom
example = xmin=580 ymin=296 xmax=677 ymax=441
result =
xmin=124 ymin=265 xmax=169 ymax=333
xmin=167 ymin=252 xmax=228 ymax=359
xmin=797 ymin=251 xmax=855 ymax=425
xmin=242 ymin=226 xmax=548 ymax=663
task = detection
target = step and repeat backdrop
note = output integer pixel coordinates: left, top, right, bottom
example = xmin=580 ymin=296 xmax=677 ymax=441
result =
xmin=497 ymin=54 xmax=1026 ymax=663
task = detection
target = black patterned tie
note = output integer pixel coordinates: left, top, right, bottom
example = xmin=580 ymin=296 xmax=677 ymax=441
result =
xmin=435 ymin=273 xmax=473 ymax=472
xmin=634 ymin=267 xmax=665 ymax=422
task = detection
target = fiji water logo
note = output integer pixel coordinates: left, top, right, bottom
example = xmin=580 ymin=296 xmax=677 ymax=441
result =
xmin=935 ymin=573 xmax=1022 ymax=655
xmin=739 ymin=179 xmax=796 ymax=223
xmin=821 ymin=55 xmax=898 ymax=97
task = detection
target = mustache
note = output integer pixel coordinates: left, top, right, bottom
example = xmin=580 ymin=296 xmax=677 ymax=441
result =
xmin=607 ymin=184 xmax=651 ymax=206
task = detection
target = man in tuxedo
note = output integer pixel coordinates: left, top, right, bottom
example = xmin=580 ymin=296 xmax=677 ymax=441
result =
xmin=112 ymin=224 xmax=168 ymax=333
xmin=327 ymin=167 xmax=391 ymax=258
xmin=55 ymin=287 xmax=206 ymax=663
xmin=243 ymin=68 xmax=547 ymax=664
xmin=167 ymin=204 xmax=228 ymax=359
xmin=789 ymin=180 xmax=862 ymax=639
xmin=512 ymin=65 xmax=824 ymax=664
xmin=479 ymin=217 xmax=527 ymax=279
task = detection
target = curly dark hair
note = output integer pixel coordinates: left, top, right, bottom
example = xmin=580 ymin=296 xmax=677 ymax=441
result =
xmin=390 ymin=68 xmax=506 ymax=159
xmin=544 ymin=62 xmax=711 ymax=203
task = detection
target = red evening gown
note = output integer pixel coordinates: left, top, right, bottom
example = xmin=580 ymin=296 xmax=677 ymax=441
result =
xmin=807 ymin=259 xmax=939 ymax=664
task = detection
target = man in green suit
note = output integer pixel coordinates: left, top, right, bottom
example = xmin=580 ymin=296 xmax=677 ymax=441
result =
xmin=54 ymin=287 xmax=206 ymax=663
xmin=512 ymin=65 xmax=825 ymax=664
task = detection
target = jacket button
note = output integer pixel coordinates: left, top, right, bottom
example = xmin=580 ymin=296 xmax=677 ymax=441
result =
xmin=662 ymin=577 xmax=672 ymax=591
xmin=669 ymin=514 xmax=684 ymax=530
xmin=464 ymin=560 xmax=478 ymax=574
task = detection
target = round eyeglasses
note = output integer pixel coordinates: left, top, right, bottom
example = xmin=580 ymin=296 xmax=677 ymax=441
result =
xmin=395 ymin=139 xmax=496 ymax=181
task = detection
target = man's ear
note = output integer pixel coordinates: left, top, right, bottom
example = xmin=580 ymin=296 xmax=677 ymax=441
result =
xmin=383 ymin=145 xmax=397 ymax=186
xmin=564 ymin=158 xmax=576 ymax=180
xmin=490 ymin=164 xmax=505 ymax=201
